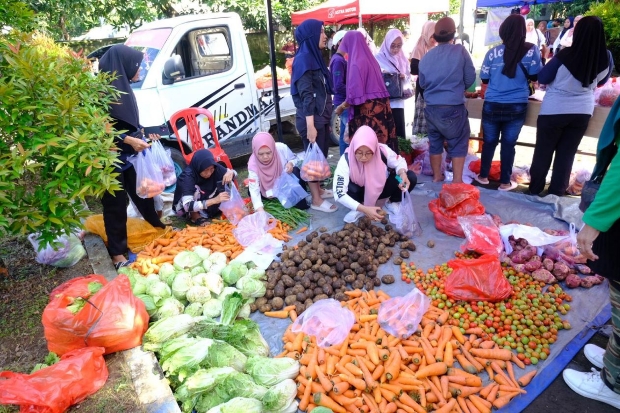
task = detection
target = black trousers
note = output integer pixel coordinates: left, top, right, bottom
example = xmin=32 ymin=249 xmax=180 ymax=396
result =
xmin=528 ymin=113 xmax=591 ymax=196
xmin=347 ymin=170 xmax=417 ymax=204
xmin=392 ymin=107 xmax=406 ymax=140
xmin=101 ymin=165 xmax=166 ymax=256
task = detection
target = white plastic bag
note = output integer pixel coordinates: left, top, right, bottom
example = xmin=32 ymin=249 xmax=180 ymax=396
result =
xmin=128 ymin=151 xmax=165 ymax=199
xmin=378 ymin=289 xmax=430 ymax=339
xmin=291 ymin=299 xmax=355 ymax=348
xmin=219 ymin=183 xmax=247 ymax=225
xmin=385 ymin=191 xmax=422 ymax=238
xmin=273 ymin=173 xmax=308 ymax=209
xmin=150 ymin=141 xmax=177 ymax=186
xmin=499 ymin=224 xmax=569 ymax=255
xmin=232 ymin=210 xmax=277 ymax=247
xmin=28 ymin=233 xmax=86 ymax=268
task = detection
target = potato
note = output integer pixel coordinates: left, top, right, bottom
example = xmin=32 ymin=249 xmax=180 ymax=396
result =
xmin=295 ymin=302 xmax=306 ymax=314
xmin=270 ymin=297 xmax=284 ymax=310
xmin=258 ymin=304 xmax=272 ymax=313
xmin=284 ymin=295 xmax=297 ymax=305
xmin=314 ymin=294 xmax=329 ymax=302
xmin=274 ymin=283 xmax=285 ymax=297
xmin=381 ymin=274 xmax=395 ymax=284
xmin=399 ymin=250 xmax=410 ymax=259
xmin=255 ymin=297 xmax=268 ymax=307
xmin=393 ymin=257 xmax=403 ymax=265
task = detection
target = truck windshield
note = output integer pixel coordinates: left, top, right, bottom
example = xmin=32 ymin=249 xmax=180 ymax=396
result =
xmin=126 ymin=28 xmax=172 ymax=89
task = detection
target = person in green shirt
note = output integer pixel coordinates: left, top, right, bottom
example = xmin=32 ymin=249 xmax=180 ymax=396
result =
xmin=563 ymin=97 xmax=620 ymax=409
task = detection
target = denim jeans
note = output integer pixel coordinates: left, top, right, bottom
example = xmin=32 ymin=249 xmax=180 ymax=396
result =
xmin=424 ymin=104 xmax=470 ymax=157
xmin=339 ymin=108 xmax=349 ymax=155
xmin=480 ymin=101 xmax=528 ymax=184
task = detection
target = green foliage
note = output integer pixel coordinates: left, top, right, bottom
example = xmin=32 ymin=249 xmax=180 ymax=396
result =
xmin=398 ymin=137 xmax=414 ymax=154
xmin=0 ymin=32 xmax=121 ymax=246
xmin=586 ymin=0 xmax=620 ymax=42
xmin=548 ymin=0 xmax=596 ymax=20
xmin=0 ymin=1 xmax=37 ymax=33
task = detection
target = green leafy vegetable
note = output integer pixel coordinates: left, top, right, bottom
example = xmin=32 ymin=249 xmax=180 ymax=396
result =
xmin=220 ymin=292 xmax=246 ymax=325
xmin=236 ymin=275 xmax=266 ymax=298
xmin=186 ymin=285 xmax=212 ymax=304
xmin=192 ymin=319 xmax=270 ymax=357
xmin=208 ymin=397 xmax=263 ymax=413
xmin=154 ymin=297 xmax=185 ymax=320
xmin=246 ymin=268 xmax=266 ymax=281
xmin=147 ymin=281 xmax=172 ymax=304
xmin=143 ymin=314 xmax=196 ymax=351
xmin=245 ymin=356 xmax=300 ymax=387
xmin=160 ymin=338 xmax=215 ymax=382
xmin=66 ymin=297 xmax=87 ymax=314
xmin=159 ymin=263 xmax=177 ymax=286
xmin=192 ymin=245 xmax=212 ymax=260
xmin=131 ymin=276 xmax=148 ymax=295
xmin=137 ymin=294 xmax=157 ymax=316
xmin=208 ymin=252 xmax=228 ymax=266
xmin=184 ymin=302 xmax=205 ymax=317
xmin=202 ymin=300 xmax=223 ymax=318
xmin=262 ymin=379 xmax=298 ymax=412
xmin=171 ymin=271 xmax=194 ymax=300
xmin=217 ymin=287 xmax=240 ymax=302
xmin=201 ymin=340 xmax=247 ymax=372
xmin=220 ymin=262 xmax=248 ymax=285
xmin=174 ymin=251 xmax=203 ymax=270
xmin=87 ymin=281 xmax=103 ymax=295
xmin=194 ymin=390 xmax=229 ymax=412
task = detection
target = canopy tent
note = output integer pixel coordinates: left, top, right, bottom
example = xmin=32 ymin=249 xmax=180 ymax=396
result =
xmin=291 ymin=0 xmax=449 ymax=26
xmin=476 ymin=0 xmax=570 ymax=7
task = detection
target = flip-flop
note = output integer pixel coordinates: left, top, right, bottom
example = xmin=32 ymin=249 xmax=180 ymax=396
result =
xmin=114 ymin=261 xmax=130 ymax=271
xmin=191 ymin=217 xmax=210 ymax=226
xmin=310 ymin=200 xmax=338 ymax=213
xmin=474 ymin=175 xmax=490 ymax=185
xmin=498 ymin=181 xmax=518 ymax=191
xmin=320 ymin=189 xmax=334 ymax=199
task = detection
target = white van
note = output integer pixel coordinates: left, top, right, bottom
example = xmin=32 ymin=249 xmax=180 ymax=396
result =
xmin=124 ymin=13 xmax=296 ymax=168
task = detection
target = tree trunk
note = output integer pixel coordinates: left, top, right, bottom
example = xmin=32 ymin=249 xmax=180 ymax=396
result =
xmin=59 ymin=14 xmax=69 ymax=41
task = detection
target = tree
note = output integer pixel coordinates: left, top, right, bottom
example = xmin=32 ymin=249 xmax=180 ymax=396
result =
xmin=0 ymin=32 xmax=122 ymax=246
xmin=0 ymin=0 xmax=37 ymax=33
xmin=547 ymin=0 xmax=597 ymax=20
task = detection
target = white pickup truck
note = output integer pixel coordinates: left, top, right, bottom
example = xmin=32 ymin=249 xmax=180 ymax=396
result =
xmin=123 ymin=13 xmax=296 ymax=168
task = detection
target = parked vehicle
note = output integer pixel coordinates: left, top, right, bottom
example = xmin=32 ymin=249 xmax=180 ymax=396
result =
xmin=123 ymin=13 xmax=296 ymax=170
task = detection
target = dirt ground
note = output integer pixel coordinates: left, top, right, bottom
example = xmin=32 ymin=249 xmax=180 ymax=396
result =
xmin=0 ymin=236 xmax=144 ymax=413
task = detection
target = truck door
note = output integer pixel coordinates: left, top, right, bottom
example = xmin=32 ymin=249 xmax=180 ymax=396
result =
xmin=157 ymin=24 xmax=260 ymax=158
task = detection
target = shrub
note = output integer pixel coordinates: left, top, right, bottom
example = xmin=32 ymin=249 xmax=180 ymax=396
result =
xmin=0 ymin=32 xmax=121 ymax=246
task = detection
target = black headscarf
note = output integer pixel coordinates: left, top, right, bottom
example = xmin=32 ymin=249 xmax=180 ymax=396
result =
xmin=555 ymin=16 xmax=609 ymax=88
xmin=173 ymin=149 xmax=227 ymax=206
xmin=558 ymin=17 xmax=574 ymax=42
xmin=291 ymin=19 xmax=334 ymax=96
xmin=500 ymin=15 xmax=534 ymax=78
xmin=98 ymin=44 xmax=143 ymax=131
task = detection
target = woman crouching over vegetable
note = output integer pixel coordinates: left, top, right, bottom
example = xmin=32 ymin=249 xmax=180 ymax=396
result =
xmin=333 ymin=125 xmax=417 ymax=223
xmin=172 ymin=149 xmax=236 ymax=226
xmin=248 ymin=132 xmax=310 ymax=211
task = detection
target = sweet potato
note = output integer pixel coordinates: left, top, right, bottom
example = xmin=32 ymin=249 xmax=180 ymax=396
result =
xmin=580 ymin=275 xmax=605 ymax=288
xmin=512 ymin=263 xmax=527 ymax=273
xmin=565 ymin=274 xmax=582 ymax=289
xmin=531 ymin=269 xmax=556 ymax=284
xmin=510 ymin=245 xmax=536 ymax=264
xmin=575 ymin=264 xmax=592 ymax=275
xmin=553 ymin=261 xmax=571 ymax=281
xmin=542 ymin=258 xmax=554 ymax=272
xmin=524 ymin=259 xmax=542 ymax=272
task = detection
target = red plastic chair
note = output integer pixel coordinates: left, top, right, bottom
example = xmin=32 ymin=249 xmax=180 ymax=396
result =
xmin=169 ymin=107 xmax=233 ymax=170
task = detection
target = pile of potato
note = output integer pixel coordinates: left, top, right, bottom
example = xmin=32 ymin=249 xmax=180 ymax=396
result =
xmin=252 ymin=217 xmax=414 ymax=315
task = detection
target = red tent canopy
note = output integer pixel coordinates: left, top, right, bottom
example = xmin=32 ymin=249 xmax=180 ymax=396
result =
xmin=291 ymin=0 xmax=408 ymax=26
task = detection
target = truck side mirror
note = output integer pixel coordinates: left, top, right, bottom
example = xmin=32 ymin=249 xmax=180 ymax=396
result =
xmin=162 ymin=55 xmax=185 ymax=85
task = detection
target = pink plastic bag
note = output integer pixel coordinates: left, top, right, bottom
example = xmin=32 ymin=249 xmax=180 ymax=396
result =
xmin=378 ymin=289 xmax=430 ymax=339
xmin=0 ymin=347 xmax=108 ymax=413
xmin=291 ymin=299 xmax=355 ymax=347
xmin=459 ymin=215 xmax=503 ymax=256
xmin=232 ymin=210 xmax=277 ymax=247
xmin=219 ymin=183 xmax=248 ymax=225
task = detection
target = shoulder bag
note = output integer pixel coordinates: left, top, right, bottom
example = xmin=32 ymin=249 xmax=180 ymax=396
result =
xmin=579 ymin=143 xmax=618 ymax=212
xmin=518 ymin=62 xmax=535 ymax=96
xmin=382 ymin=61 xmax=404 ymax=99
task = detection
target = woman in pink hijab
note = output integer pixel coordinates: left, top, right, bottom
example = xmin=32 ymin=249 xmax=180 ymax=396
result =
xmin=247 ymin=132 xmax=310 ymax=211
xmin=376 ymin=28 xmax=414 ymax=141
xmin=333 ymin=126 xmax=417 ymax=223
xmin=410 ymin=21 xmax=437 ymax=136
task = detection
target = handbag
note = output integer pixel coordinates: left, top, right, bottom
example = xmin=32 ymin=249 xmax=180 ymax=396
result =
xmin=383 ymin=72 xmax=403 ymax=99
xmin=579 ymin=143 xmax=618 ymax=212
xmin=518 ymin=63 xmax=535 ymax=96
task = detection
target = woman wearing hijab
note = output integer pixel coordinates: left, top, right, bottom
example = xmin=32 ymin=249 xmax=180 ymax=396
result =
xmin=291 ymin=19 xmax=337 ymax=213
xmin=334 ymin=31 xmax=397 ymax=153
xmin=476 ymin=15 xmax=542 ymax=191
xmin=375 ymin=29 xmax=414 ymax=141
xmin=333 ymin=126 xmax=416 ymax=223
xmin=410 ymin=21 xmax=436 ymax=137
xmin=329 ymin=30 xmax=349 ymax=155
xmin=529 ymin=16 xmax=614 ymax=197
xmin=525 ymin=18 xmax=546 ymax=59
xmin=98 ymin=44 xmax=167 ymax=270
xmin=247 ymin=132 xmax=309 ymax=211
xmin=552 ymin=17 xmax=573 ymax=55
xmin=172 ymin=149 xmax=236 ymax=225
xmin=560 ymin=15 xmax=584 ymax=49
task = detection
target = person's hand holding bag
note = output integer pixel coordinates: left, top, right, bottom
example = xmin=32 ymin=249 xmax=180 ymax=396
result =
xmin=221 ymin=168 xmax=235 ymax=184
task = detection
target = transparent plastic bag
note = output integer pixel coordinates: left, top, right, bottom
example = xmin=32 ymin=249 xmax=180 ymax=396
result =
xmin=386 ymin=191 xmax=422 ymax=238
xmin=458 ymin=215 xmax=503 ymax=256
xmin=291 ymin=299 xmax=355 ymax=347
xmin=273 ymin=172 xmax=308 ymax=209
xmin=511 ymin=166 xmax=531 ymax=184
xmin=300 ymin=143 xmax=331 ymax=182
xmin=27 ymin=233 xmax=86 ymax=268
xmin=128 ymin=151 xmax=165 ymax=199
xmin=150 ymin=141 xmax=177 ymax=186
xmin=378 ymin=289 xmax=430 ymax=339
xmin=0 ymin=347 xmax=108 ymax=413
xmin=232 ymin=210 xmax=277 ymax=247
xmin=567 ymin=169 xmax=591 ymax=196
xmin=219 ymin=183 xmax=248 ymax=225
xmin=446 ymin=255 xmax=513 ymax=302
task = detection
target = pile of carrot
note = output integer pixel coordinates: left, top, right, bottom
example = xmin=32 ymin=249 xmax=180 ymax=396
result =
xmin=277 ymin=290 xmax=537 ymax=413
xmin=130 ymin=219 xmax=293 ymax=275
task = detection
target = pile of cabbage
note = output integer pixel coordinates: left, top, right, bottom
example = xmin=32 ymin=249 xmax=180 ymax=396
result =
xmin=119 ymin=245 xmax=266 ymax=321
xmin=142 ymin=314 xmax=299 ymax=413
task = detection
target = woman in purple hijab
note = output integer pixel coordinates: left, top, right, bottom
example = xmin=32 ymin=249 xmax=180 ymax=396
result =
xmin=334 ymin=30 xmax=397 ymax=153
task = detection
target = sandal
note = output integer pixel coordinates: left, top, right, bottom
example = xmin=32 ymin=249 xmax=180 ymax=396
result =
xmin=498 ymin=181 xmax=518 ymax=191
xmin=191 ymin=217 xmax=210 ymax=226
xmin=310 ymin=200 xmax=338 ymax=213
xmin=114 ymin=261 xmax=130 ymax=271
xmin=474 ymin=175 xmax=490 ymax=185
xmin=320 ymin=189 xmax=334 ymax=199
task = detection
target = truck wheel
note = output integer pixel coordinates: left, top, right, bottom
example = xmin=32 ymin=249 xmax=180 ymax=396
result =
xmin=330 ymin=111 xmax=341 ymax=146
xmin=165 ymin=148 xmax=187 ymax=193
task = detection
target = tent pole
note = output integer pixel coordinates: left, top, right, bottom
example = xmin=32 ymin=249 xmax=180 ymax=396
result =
xmin=265 ymin=0 xmax=283 ymax=142
xmin=458 ymin=0 xmax=465 ymax=41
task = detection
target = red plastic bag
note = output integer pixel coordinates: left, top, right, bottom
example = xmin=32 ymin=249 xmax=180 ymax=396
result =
xmin=468 ymin=159 xmax=501 ymax=181
xmin=0 ymin=347 xmax=108 ymax=413
xmin=429 ymin=184 xmax=485 ymax=238
xmin=458 ymin=215 xmax=503 ymax=256
xmin=439 ymin=183 xmax=480 ymax=210
xmin=43 ymin=274 xmax=149 ymax=355
xmin=446 ymin=255 xmax=513 ymax=302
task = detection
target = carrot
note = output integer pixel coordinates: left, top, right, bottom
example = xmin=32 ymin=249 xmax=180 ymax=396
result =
xmin=486 ymin=384 xmax=499 ymax=402
xmin=313 ymin=392 xmax=346 ymax=413
xmin=385 ymin=402 xmax=398 ymax=413
xmin=263 ymin=310 xmax=290 ymax=318
xmin=434 ymin=398 xmax=457 ymax=413
xmin=457 ymin=396 xmax=471 ymax=413
xmin=398 ymin=392 xmax=427 ymax=413
xmin=455 ymin=354 xmax=478 ymax=375
xmin=479 ymin=341 xmax=496 ymax=349
xmin=440 ymin=375 xmax=450 ymax=400
xmin=289 ymin=310 xmax=298 ymax=322
xmin=385 ymin=350 xmax=402 ymax=381
xmin=460 ymin=345 xmax=484 ymax=373
xmin=447 ymin=374 xmax=482 ymax=388
xmin=518 ymin=369 xmax=537 ymax=387
xmin=452 ymin=325 xmax=466 ymax=344
xmin=316 ymin=364 xmax=333 ymax=393
xmin=464 ymin=327 xmax=484 ymax=336
xmin=469 ymin=348 xmax=513 ymax=361
xmin=498 ymin=385 xmax=527 ymax=394
xmin=478 ymin=382 xmax=496 ymax=399
xmin=511 ymin=353 xmax=526 ymax=369
xmin=332 ymin=380 xmax=350 ymax=394
xmin=295 ymin=226 xmax=308 ymax=234
xmin=380 ymin=387 xmax=398 ymax=402
xmin=356 ymin=356 xmax=377 ymax=390
xmin=345 ymin=290 xmax=363 ymax=298
xmin=340 ymin=374 xmax=367 ymax=391
xmin=414 ymin=362 xmax=448 ymax=379
xmin=468 ymin=395 xmax=492 ymax=413
xmin=505 ymin=361 xmax=519 ymax=388
xmin=307 ymin=348 xmax=319 ymax=380
xmin=299 ymin=375 xmax=313 ymax=411
xmin=443 ymin=341 xmax=454 ymax=368
xmin=492 ymin=393 xmax=516 ymax=409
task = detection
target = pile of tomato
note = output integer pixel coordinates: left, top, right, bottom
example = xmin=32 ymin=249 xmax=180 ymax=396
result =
xmin=400 ymin=252 xmax=573 ymax=366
